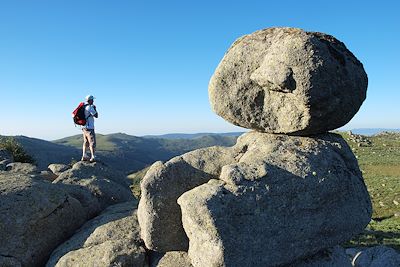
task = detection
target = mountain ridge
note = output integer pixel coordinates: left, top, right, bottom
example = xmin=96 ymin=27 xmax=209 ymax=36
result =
xmin=2 ymin=133 xmax=239 ymax=173
xmin=3 ymin=129 xmax=399 ymax=174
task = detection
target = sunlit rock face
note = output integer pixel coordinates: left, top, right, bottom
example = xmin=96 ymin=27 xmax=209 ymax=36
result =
xmin=209 ymin=27 xmax=368 ymax=135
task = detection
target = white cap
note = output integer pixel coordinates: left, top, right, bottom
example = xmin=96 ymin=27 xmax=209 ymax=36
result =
xmin=85 ymin=95 xmax=95 ymax=101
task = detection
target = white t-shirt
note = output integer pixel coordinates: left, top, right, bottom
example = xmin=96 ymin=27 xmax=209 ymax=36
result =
xmin=84 ymin=104 xmax=97 ymax=129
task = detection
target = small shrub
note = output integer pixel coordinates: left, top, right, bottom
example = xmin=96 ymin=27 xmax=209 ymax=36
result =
xmin=0 ymin=137 xmax=35 ymax=164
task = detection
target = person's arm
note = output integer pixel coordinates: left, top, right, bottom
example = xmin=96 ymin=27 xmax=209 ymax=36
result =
xmin=90 ymin=105 xmax=98 ymax=118
xmin=93 ymin=105 xmax=98 ymax=118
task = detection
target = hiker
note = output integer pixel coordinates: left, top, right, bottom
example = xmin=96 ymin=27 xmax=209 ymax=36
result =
xmin=82 ymin=95 xmax=98 ymax=162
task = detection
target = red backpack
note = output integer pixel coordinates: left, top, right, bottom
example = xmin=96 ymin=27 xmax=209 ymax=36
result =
xmin=72 ymin=102 xmax=87 ymax=126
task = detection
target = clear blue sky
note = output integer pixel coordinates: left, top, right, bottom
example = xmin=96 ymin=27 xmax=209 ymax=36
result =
xmin=0 ymin=0 xmax=399 ymax=140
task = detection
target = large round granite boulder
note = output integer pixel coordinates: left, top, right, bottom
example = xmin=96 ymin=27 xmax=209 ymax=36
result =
xmin=209 ymin=27 xmax=368 ymax=135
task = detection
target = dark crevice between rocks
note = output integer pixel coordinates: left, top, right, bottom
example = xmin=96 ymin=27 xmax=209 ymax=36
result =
xmin=234 ymin=145 xmax=248 ymax=162
xmin=254 ymin=90 xmax=265 ymax=110
xmin=248 ymin=90 xmax=265 ymax=127
xmin=284 ymin=68 xmax=297 ymax=92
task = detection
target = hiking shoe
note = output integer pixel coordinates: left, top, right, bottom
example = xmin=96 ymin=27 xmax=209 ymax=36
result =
xmin=89 ymin=157 xmax=96 ymax=163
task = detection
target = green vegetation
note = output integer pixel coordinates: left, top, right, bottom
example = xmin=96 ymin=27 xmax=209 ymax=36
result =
xmin=347 ymin=217 xmax=400 ymax=251
xmin=128 ymin=166 xmax=151 ymax=198
xmin=340 ymin=131 xmax=400 ymax=251
xmin=0 ymin=137 xmax=35 ymax=164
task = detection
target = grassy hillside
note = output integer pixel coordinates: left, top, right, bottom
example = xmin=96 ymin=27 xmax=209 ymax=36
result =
xmin=340 ymin=131 xmax=400 ymax=251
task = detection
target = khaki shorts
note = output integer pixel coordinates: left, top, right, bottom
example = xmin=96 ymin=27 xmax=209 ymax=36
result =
xmin=82 ymin=128 xmax=96 ymax=149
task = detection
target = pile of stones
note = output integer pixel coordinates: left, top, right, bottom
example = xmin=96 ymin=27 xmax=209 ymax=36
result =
xmin=348 ymin=131 xmax=372 ymax=147
xmin=138 ymin=27 xmax=373 ymax=266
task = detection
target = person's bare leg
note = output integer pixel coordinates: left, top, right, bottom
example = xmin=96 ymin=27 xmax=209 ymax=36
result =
xmin=82 ymin=145 xmax=89 ymax=160
xmin=82 ymin=134 xmax=89 ymax=160
xmin=89 ymin=146 xmax=96 ymax=161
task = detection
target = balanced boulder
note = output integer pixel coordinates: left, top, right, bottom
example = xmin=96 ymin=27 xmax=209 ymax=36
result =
xmin=209 ymin=27 xmax=367 ymax=135
xmin=137 ymin=27 xmax=372 ymax=267
xmin=177 ymin=132 xmax=372 ymax=267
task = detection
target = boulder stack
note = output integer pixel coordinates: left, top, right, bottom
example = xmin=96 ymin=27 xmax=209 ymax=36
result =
xmin=138 ymin=27 xmax=372 ymax=266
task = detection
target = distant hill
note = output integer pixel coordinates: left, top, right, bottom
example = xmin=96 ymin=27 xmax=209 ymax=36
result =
xmin=350 ymin=128 xmax=400 ymax=136
xmin=142 ymin=132 xmax=245 ymax=139
xmin=53 ymin=133 xmax=239 ymax=173
xmin=1 ymin=133 xmax=239 ymax=173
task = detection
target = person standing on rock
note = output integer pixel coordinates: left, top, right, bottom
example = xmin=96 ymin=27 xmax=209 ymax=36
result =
xmin=82 ymin=95 xmax=98 ymax=162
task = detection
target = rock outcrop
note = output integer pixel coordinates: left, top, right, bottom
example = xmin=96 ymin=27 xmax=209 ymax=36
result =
xmin=48 ymin=163 xmax=71 ymax=176
xmin=40 ymin=170 xmax=58 ymax=181
xmin=46 ymin=201 xmax=147 ymax=267
xmin=54 ymin=161 xmax=135 ymax=213
xmin=139 ymin=132 xmax=372 ymax=257
xmin=0 ymin=173 xmax=87 ymax=267
xmin=6 ymin=162 xmax=38 ymax=174
xmin=138 ymin=26 xmax=372 ymax=267
xmin=209 ymin=27 xmax=367 ymax=135
xmin=177 ymin=132 xmax=371 ymax=267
